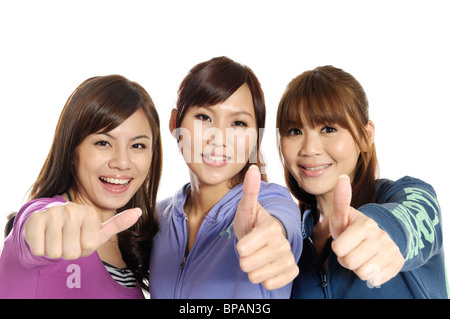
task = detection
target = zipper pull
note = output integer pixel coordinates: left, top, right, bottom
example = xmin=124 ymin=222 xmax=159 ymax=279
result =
xmin=322 ymin=273 xmax=328 ymax=288
xmin=180 ymin=256 xmax=187 ymax=269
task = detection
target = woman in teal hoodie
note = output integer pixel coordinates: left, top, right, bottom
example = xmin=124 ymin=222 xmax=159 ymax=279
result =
xmin=277 ymin=65 xmax=448 ymax=298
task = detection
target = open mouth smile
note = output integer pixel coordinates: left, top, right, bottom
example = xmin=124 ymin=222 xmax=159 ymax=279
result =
xmin=99 ymin=177 xmax=132 ymax=186
xmin=201 ymin=153 xmax=232 ymax=167
xmin=299 ymin=164 xmax=332 ymax=172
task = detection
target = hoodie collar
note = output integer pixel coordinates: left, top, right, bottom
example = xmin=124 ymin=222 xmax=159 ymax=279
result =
xmin=172 ymin=182 xmax=245 ymax=223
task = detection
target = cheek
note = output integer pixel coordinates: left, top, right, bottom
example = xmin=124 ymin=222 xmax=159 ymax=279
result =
xmin=135 ymin=154 xmax=152 ymax=178
xmin=280 ymin=139 xmax=296 ymax=165
xmin=326 ymin=138 xmax=360 ymax=167
xmin=176 ymin=126 xmax=197 ymax=163
xmin=231 ymin=128 xmax=258 ymax=163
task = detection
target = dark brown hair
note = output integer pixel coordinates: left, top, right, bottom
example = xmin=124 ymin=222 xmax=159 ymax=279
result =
xmin=174 ymin=56 xmax=267 ymax=186
xmin=7 ymin=75 xmax=162 ymax=291
xmin=277 ymin=65 xmax=378 ymax=216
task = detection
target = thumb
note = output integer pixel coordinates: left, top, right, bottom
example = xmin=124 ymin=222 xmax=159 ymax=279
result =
xmin=330 ymin=175 xmax=352 ymax=239
xmin=234 ymin=165 xmax=261 ymax=239
xmin=100 ymin=208 xmax=142 ymax=244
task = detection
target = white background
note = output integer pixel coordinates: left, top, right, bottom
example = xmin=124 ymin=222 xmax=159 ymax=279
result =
xmin=1 ymin=1 xmax=449 ymax=281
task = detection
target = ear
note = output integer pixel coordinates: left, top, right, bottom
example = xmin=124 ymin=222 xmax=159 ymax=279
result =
xmin=361 ymin=120 xmax=375 ymax=152
xmin=169 ymin=108 xmax=178 ymax=139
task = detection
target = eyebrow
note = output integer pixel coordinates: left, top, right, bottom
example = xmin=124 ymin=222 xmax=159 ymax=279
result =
xmin=198 ymin=106 xmax=255 ymax=119
xmin=285 ymin=120 xmax=300 ymax=127
xmin=233 ymin=111 xmax=254 ymax=119
xmin=100 ymin=133 xmax=152 ymax=141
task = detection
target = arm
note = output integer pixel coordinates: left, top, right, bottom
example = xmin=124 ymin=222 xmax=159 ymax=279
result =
xmin=331 ymin=175 xmax=442 ymax=287
xmin=11 ymin=198 xmax=66 ymax=267
xmin=12 ymin=197 xmax=141 ymax=266
xmin=359 ymin=176 xmax=443 ymax=271
xmin=234 ymin=165 xmax=303 ymax=290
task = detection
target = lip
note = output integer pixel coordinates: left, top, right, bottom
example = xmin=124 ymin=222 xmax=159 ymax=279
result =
xmin=99 ymin=175 xmax=133 ymax=194
xmin=298 ymin=163 xmax=332 ymax=177
xmin=201 ymin=153 xmax=231 ymax=168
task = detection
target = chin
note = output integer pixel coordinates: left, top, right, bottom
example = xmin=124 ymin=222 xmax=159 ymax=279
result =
xmin=298 ymin=181 xmax=333 ymax=196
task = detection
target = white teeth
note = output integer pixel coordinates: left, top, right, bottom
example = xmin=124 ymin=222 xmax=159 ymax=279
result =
xmin=100 ymin=177 xmax=131 ymax=185
xmin=303 ymin=164 xmax=331 ymax=171
xmin=204 ymin=155 xmax=228 ymax=162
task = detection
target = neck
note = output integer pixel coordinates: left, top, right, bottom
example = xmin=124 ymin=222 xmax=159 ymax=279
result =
xmin=64 ymin=188 xmax=116 ymax=223
xmin=312 ymin=192 xmax=333 ymax=250
xmin=183 ymin=174 xmax=231 ymax=252
xmin=185 ymin=178 xmax=231 ymax=219
xmin=315 ymin=188 xmax=335 ymax=220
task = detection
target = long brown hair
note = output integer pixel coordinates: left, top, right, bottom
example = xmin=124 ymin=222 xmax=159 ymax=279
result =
xmin=277 ymin=65 xmax=378 ymax=217
xmin=8 ymin=75 xmax=162 ymax=291
xmin=174 ymin=56 xmax=267 ymax=186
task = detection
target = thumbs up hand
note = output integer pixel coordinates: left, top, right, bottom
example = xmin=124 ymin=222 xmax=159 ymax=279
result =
xmin=25 ymin=202 xmax=141 ymax=260
xmin=234 ymin=165 xmax=299 ymax=290
xmin=330 ymin=175 xmax=404 ymax=286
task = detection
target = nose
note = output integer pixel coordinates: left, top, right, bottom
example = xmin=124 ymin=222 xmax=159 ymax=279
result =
xmin=204 ymin=126 xmax=225 ymax=148
xmin=109 ymin=147 xmax=131 ymax=171
xmin=300 ymin=131 xmax=322 ymax=157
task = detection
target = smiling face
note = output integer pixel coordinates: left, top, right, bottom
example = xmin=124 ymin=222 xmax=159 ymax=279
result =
xmin=72 ymin=108 xmax=153 ymax=215
xmin=280 ymin=122 xmax=362 ymax=203
xmin=173 ymin=83 xmax=258 ymax=190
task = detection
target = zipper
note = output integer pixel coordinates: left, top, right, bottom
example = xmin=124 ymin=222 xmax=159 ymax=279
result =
xmin=321 ymin=273 xmax=328 ymax=288
xmin=174 ymin=214 xmax=209 ymax=298
xmin=180 ymin=256 xmax=187 ymax=269
xmin=307 ymin=236 xmax=330 ymax=298
xmin=174 ymin=216 xmax=189 ymax=298
xmin=180 ymin=240 xmax=189 ymax=270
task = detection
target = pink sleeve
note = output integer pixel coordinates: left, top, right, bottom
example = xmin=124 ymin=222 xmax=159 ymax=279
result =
xmin=10 ymin=197 xmax=67 ymax=267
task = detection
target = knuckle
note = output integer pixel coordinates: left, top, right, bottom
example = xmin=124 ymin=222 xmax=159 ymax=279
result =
xmin=278 ymin=239 xmax=291 ymax=254
xmin=262 ymin=279 xmax=277 ymax=290
xmin=45 ymin=209 xmax=64 ymax=226
xmin=81 ymin=240 xmax=98 ymax=254
xmin=239 ymin=257 xmax=251 ymax=273
xmin=339 ymin=256 xmax=353 ymax=270
xmin=29 ymin=245 xmax=45 ymax=257
xmin=362 ymin=217 xmax=378 ymax=230
xmin=46 ymin=249 xmax=62 ymax=259
xmin=342 ymin=255 xmax=357 ymax=270
xmin=247 ymin=272 xmax=261 ymax=285
xmin=63 ymin=248 xmax=82 ymax=260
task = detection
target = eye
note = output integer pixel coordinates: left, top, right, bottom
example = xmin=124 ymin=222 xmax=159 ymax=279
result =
xmin=195 ymin=114 xmax=211 ymax=122
xmin=321 ymin=126 xmax=337 ymax=134
xmin=131 ymin=143 xmax=147 ymax=149
xmin=232 ymin=120 xmax=248 ymax=127
xmin=95 ymin=140 xmax=111 ymax=147
xmin=286 ymin=128 xmax=302 ymax=136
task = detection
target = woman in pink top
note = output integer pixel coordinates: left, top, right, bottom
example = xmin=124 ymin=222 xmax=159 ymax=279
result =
xmin=0 ymin=75 xmax=162 ymax=298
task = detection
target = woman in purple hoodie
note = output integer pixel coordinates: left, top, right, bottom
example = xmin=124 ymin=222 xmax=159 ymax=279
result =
xmin=0 ymin=75 xmax=162 ymax=298
xmin=149 ymin=57 xmax=303 ymax=298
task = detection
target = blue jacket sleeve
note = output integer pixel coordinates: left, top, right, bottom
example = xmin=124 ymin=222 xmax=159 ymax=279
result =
xmin=257 ymin=182 xmax=303 ymax=264
xmin=358 ymin=176 xmax=443 ymax=271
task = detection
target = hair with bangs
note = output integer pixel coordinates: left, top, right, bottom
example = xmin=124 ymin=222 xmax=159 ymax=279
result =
xmin=175 ymin=56 xmax=267 ymax=186
xmin=277 ymin=65 xmax=378 ymax=217
xmin=7 ymin=75 xmax=162 ymax=291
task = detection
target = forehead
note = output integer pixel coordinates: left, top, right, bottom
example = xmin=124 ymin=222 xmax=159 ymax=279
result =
xmin=93 ymin=108 xmax=153 ymax=139
xmin=188 ymin=83 xmax=255 ymax=119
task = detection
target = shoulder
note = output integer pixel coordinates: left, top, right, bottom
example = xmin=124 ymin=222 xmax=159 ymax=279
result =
xmin=376 ymin=176 xmax=437 ymax=203
xmin=258 ymin=182 xmax=301 ymax=218
xmin=156 ymin=183 xmax=190 ymax=220
xmin=258 ymin=182 xmax=293 ymax=200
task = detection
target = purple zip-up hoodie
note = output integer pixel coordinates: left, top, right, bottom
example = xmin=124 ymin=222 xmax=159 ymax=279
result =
xmin=149 ymin=182 xmax=303 ymax=298
xmin=0 ymin=196 xmax=144 ymax=299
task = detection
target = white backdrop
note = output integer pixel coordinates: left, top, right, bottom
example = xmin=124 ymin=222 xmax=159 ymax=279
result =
xmin=1 ymin=0 xmax=449 ymax=280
